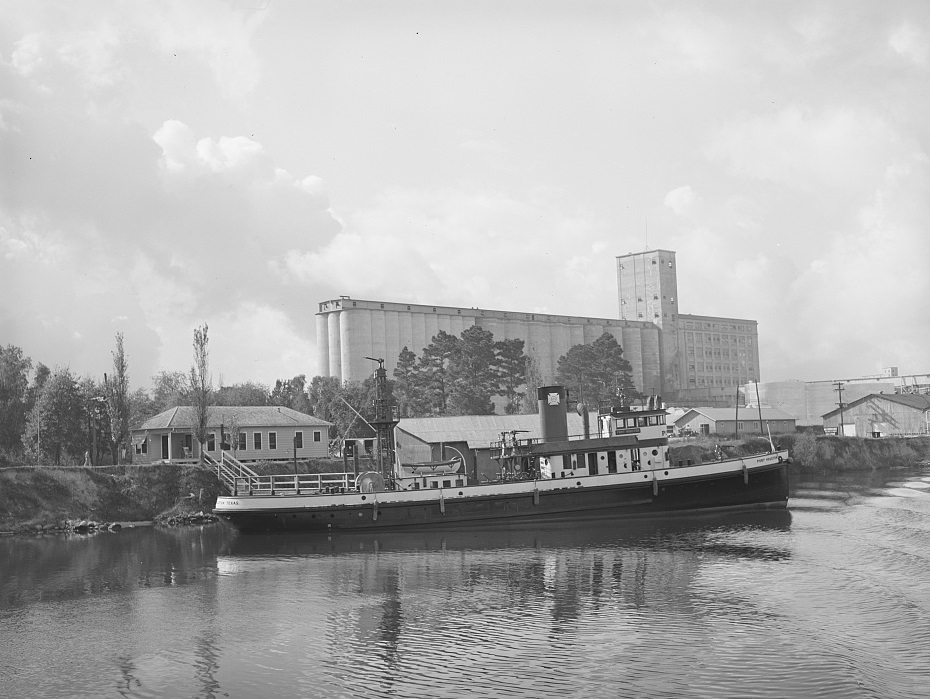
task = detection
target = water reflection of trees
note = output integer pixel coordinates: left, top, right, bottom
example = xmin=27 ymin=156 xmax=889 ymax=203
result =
xmin=0 ymin=525 xmax=234 ymax=609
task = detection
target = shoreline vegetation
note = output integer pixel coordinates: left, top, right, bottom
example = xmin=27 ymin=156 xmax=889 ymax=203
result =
xmin=2 ymin=435 xmax=929 ymax=536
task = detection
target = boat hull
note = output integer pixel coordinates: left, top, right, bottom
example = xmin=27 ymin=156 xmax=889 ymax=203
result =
xmin=214 ymin=453 xmax=790 ymax=534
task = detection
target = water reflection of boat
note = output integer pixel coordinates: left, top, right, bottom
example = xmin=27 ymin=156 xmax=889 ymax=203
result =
xmin=215 ymin=379 xmax=790 ymax=535
xmin=223 ymin=509 xmax=792 ymax=558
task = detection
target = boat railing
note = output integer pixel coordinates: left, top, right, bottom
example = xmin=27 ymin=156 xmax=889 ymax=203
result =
xmin=231 ymin=471 xmax=355 ymax=496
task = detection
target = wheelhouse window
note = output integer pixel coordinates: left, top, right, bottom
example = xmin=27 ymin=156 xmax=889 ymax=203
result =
xmin=295 ymin=431 xmax=303 ymax=449
xmin=253 ymin=432 xmax=262 ymax=450
xmin=269 ymin=432 xmax=277 ymax=450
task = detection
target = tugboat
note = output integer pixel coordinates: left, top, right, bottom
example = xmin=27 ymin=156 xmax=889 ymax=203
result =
xmin=213 ymin=364 xmax=789 ymax=534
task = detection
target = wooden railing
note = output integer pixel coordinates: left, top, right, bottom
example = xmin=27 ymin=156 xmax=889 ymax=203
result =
xmin=206 ymin=451 xmax=357 ymax=495
xmin=205 ymin=451 xmax=260 ymax=494
xmin=229 ymin=472 xmax=355 ymax=496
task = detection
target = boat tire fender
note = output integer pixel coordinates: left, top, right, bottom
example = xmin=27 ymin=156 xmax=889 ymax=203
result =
xmin=777 ymin=456 xmax=783 ymax=463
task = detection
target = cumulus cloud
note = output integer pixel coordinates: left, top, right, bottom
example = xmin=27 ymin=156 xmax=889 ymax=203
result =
xmin=663 ymin=185 xmax=701 ymax=217
xmin=705 ymin=105 xmax=905 ymax=193
xmin=283 ymin=186 xmax=617 ymax=319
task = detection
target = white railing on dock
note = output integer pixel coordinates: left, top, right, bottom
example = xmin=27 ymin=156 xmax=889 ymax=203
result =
xmin=231 ymin=472 xmax=355 ymax=496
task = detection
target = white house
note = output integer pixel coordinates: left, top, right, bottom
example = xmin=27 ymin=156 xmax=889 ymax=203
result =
xmin=132 ymin=406 xmax=332 ymax=464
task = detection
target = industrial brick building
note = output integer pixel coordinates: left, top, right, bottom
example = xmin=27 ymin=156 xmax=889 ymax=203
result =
xmin=316 ymin=249 xmax=761 ymax=402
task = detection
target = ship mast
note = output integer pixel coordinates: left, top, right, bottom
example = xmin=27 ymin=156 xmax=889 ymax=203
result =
xmin=365 ymin=357 xmax=400 ymax=484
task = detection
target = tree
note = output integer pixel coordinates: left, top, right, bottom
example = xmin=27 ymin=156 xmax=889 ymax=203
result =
xmin=392 ymin=346 xmax=428 ymax=417
xmin=215 ymin=382 xmax=270 ymax=406
xmin=307 ymin=375 xmax=342 ymax=426
xmin=0 ymin=345 xmax=32 ymax=456
xmin=555 ymin=332 xmax=640 ymax=407
xmin=22 ymin=368 xmax=85 ymax=465
xmin=104 ymin=332 xmax=130 ymax=465
xmin=495 ymin=338 xmax=527 ymax=415
xmin=418 ymin=330 xmax=461 ymax=415
xmin=129 ymin=387 xmax=158 ymax=430
xmin=189 ymin=323 xmax=211 ymax=461
xmin=151 ymin=370 xmax=189 ymax=411
xmin=447 ymin=326 xmax=498 ymax=415
xmin=80 ymin=377 xmax=110 ymax=466
xmin=270 ymin=375 xmax=311 ymax=413
xmin=523 ymin=352 xmax=543 ymax=414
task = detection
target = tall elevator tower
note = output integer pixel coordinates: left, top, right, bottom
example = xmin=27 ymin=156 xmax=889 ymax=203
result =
xmin=616 ymin=249 xmax=681 ymax=397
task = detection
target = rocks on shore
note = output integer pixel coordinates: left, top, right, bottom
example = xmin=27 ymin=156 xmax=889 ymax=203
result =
xmin=12 ymin=512 xmax=219 ymax=536
xmin=155 ymin=511 xmax=220 ymax=527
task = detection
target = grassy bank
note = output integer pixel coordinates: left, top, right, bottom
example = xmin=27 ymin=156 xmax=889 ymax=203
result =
xmin=0 ymin=464 xmax=226 ymax=534
xmin=671 ymin=434 xmax=930 ymax=471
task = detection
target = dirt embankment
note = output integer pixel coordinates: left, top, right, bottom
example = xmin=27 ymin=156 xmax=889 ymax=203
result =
xmin=670 ymin=434 xmax=930 ymax=471
xmin=0 ymin=464 xmax=226 ymax=534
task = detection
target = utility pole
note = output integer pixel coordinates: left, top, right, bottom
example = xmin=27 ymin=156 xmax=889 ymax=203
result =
xmin=833 ymin=381 xmax=846 ymax=436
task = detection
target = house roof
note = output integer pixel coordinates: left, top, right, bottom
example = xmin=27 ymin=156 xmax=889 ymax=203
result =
xmin=397 ymin=413 xmax=591 ymax=450
xmin=674 ymin=406 xmax=795 ymax=426
xmin=821 ymin=393 xmax=930 ymax=419
xmin=134 ymin=405 xmax=332 ymax=432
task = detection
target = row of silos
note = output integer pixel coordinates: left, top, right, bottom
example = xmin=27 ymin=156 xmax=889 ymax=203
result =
xmin=316 ymin=300 xmax=663 ymax=394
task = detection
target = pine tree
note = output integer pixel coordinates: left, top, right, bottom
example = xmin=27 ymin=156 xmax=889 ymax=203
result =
xmin=555 ymin=332 xmax=640 ymax=407
xmin=495 ymin=338 xmax=527 ymax=414
xmin=418 ymin=330 xmax=461 ymax=415
xmin=448 ymin=326 xmax=498 ymax=415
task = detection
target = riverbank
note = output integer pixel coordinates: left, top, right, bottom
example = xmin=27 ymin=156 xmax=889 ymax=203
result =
xmin=0 ymin=464 xmax=226 ymax=535
xmin=2 ymin=436 xmax=928 ymax=534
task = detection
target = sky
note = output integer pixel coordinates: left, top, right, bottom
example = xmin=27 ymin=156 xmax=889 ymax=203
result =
xmin=2 ymin=0 xmax=929 ymax=391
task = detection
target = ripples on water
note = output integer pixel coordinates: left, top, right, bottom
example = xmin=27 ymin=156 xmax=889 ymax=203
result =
xmin=1 ymin=466 xmax=929 ymax=698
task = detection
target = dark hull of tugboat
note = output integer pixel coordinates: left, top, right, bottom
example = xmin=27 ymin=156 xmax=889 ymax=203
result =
xmin=215 ymin=459 xmax=789 ymax=535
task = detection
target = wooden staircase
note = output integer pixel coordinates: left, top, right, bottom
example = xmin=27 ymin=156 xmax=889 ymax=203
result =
xmin=203 ymin=451 xmax=260 ymax=494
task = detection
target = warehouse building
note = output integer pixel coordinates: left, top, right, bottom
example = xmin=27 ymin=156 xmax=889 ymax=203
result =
xmin=821 ymin=394 xmax=930 ymax=437
xmin=316 ymin=249 xmax=761 ymax=402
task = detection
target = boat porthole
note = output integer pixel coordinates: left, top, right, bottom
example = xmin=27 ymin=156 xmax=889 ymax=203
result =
xmin=576 ymin=481 xmax=582 ymax=486
xmin=361 ymin=495 xmax=367 ymax=501
xmin=643 ymin=474 xmax=649 ymax=479
xmin=664 ymin=471 xmax=669 ymax=476
xmin=647 ymin=460 xmax=652 ymax=466
xmin=458 ymin=491 xmax=463 ymax=496
xmin=652 ymin=449 xmax=658 ymax=456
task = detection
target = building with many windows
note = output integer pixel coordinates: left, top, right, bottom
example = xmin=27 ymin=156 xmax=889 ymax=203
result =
xmin=131 ymin=406 xmax=332 ymax=464
xmin=316 ymin=249 xmax=761 ymax=403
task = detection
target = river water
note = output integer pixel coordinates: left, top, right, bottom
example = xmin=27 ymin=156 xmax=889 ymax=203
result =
xmin=2 ymin=466 xmax=929 ymax=699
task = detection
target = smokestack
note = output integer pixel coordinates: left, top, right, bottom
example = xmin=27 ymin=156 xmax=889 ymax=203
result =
xmin=537 ymin=386 xmax=569 ymax=442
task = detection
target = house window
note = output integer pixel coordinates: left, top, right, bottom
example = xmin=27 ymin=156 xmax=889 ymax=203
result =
xmin=313 ymin=431 xmax=322 ymax=443
xmin=254 ymin=432 xmax=262 ymax=450
xmin=295 ymin=431 xmax=303 ymax=449
xmin=238 ymin=432 xmax=247 ymax=451
xmin=269 ymin=432 xmax=277 ymax=450
xmin=207 ymin=433 xmax=215 ymax=451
